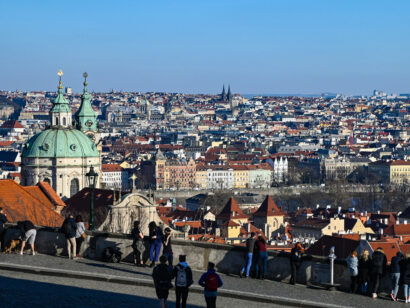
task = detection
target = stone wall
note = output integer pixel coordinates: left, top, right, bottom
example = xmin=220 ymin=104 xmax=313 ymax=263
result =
xmin=3 ymin=225 xmax=391 ymax=292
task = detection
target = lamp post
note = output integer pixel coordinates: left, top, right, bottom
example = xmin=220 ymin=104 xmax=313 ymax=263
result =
xmin=86 ymin=166 xmax=98 ymax=231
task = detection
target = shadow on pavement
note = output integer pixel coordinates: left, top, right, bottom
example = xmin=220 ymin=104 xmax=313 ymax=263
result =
xmin=79 ymin=261 xmax=152 ymax=277
xmin=0 ymin=275 xmax=204 ymax=308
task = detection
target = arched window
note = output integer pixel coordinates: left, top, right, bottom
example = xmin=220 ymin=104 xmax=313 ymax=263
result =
xmin=43 ymin=178 xmax=51 ymax=184
xmin=70 ymin=178 xmax=79 ymax=197
xmin=55 ymin=117 xmax=59 ymax=125
xmin=63 ymin=117 xmax=66 ymax=126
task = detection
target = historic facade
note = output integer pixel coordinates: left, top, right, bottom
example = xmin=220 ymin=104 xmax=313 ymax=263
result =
xmin=21 ymin=71 xmax=100 ymax=199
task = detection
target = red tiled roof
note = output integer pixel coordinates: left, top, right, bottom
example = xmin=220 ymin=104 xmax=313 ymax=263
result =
xmin=369 ymin=241 xmax=400 ymax=263
xmin=37 ymin=181 xmax=66 ymax=208
xmin=102 ymin=164 xmax=122 ymax=172
xmin=0 ymin=141 xmax=14 ymax=147
xmin=392 ymin=224 xmax=410 ymax=236
xmin=0 ymin=180 xmax=64 ymax=227
xmin=222 ymin=220 xmax=240 ymax=227
xmin=216 ymin=197 xmax=248 ymax=220
xmin=253 ymin=196 xmax=284 ymax=217
xmin=0 ymin=120 xmax=24 ymax=129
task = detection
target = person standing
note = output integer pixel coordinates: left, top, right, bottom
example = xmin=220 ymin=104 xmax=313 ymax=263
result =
xmin=370 ymin=247 xmax=387 ymax=299
xmin=401 ymin=253 xmax=410 ymax=303
xmin=347 ymin=250 xmax=359 ymax=293
xmin=18 ymin=220 xmax=36 ymax=255
xmin=132 ymin=220 xmax=145 ymax=267
xmin=199 ymin=262 xmax=223 ymax=308
xmin=239 ymin=232 xmax=257 ymax=278
xmin=0 ymin=207 xmax=7 ymax=251
xmin=75 ymin=215 xmax=86 ymax=258
xmin=255 ymin=236 xmax=268 ymax=280
xmin=61 ymin=215 xmax=77 ymax=259
xmin=390 ymin=251 xmax=403 ymax=301
xmin=173 ymin=255 xmax=193 ymax=308
xmin=152 ymin=255 xmax=173 ymax=308
xmin=290 ymin=242 xmax=304 ymax=285
xmin=162 ymin=227 xmax=173 ymax=266
xmin=358 ymin=249 xmax=371 ymax=294
xmin=149 ymin=222 xmax=163 ymax=267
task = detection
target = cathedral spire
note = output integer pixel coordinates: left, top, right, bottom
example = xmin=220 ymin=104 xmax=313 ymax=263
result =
xmin=221 ymin=85 xmax=227 ymax=101
xmin=50 ymin=69 xmax=72 ymax=127
xmin=75 ymin=72 xmax=97 ymax=137
xmin=227 ymin=85 xmax=232 ymax=101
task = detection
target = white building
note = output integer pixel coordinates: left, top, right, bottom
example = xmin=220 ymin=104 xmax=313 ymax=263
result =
xmin=274 ymin=157 xmax=288 ymax=183
xmin=101 ymin=164 xmax=129 ymax=190
xmin=207 ymin=165 xmax=234 ymax=190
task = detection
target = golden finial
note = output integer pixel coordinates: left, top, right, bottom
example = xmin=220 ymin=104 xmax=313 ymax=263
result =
xmin=83 ymin=72 xmax=88 ymax=87
xmin=57 ymin=69 xmax=63 ymax=89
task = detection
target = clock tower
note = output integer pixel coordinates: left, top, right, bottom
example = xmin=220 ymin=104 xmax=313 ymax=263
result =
xmin=74 ymin=72 xmax=98 ymax=142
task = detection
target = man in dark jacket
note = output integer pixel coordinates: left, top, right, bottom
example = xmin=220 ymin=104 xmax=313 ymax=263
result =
xmin=173 ymin=255 xmax=193 ymax=308
xmin=61 ymin=215 xmax=78 ymax=259
xmin=18 ymin=220 xmax=36 ymax=255
xmin=290 ymin=242 xmax=304 ymax=285
xmin=0 ymin=207 xmax=8 ymax=251
xmin=370 ymin=247 xmax=387 ymax=299
xmin=153 ymin=255 xmax=173 ymax=308
xmin=240 ymin=232 xmax=257 ymax=278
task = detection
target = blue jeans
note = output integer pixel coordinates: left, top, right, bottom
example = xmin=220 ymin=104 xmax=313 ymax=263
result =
xmin=391 ymin=273 xmax=400 ymax=298
xmin=241 ymin=253 xmax=253 ymax=277
xmin=404 ymin=284 xmax=409 ymax=298
xmin=256 ymin=251 xmax=268 ymax=278
xmin=162 ymin=252 xmax=173 ymax=266
xmin=150 ymin=241 xmax=162 ymax=262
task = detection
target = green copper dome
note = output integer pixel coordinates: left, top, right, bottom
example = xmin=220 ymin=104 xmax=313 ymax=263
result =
xmin=22 ymin=128 xmax=99 ymax=158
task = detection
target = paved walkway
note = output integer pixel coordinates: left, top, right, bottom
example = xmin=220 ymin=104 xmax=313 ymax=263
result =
xmin=0 ymin=254 xmax=405 ymax=307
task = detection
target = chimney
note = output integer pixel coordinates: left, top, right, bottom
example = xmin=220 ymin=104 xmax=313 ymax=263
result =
xmin=400 ymin=236 xmax=403 ymax=242
xmin=377 ymin=210 xmax=380 ymax=214
xmin=396 ymin=220 xmax=400 ymax=225
xmin=405 ymin=220 xmax=408 ymax=225
xmin=247 ymin=223 xmax=250 ymax=233
xmin=338 ymin=206 xmax=342 ymax=214
xmin=316 ymin=204 xmax=320 ymax=209
xmin=384 ymin=218 xmax=388 ymax=225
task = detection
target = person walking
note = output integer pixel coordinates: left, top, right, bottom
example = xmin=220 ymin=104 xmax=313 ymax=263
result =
xmin=162 ymin=228 xmax=173 ymax=266
xmin=239 ymin=232 xmax=257 ymax=278
xmin=173 ymin=255 xmax=193 ymax=308
xmin=290 ymin=242 xmax=304 ymax=285
xmin=18 ymin=220 xmax=36 ymax=255
xmin=132 ymin=220 xmax=145 ymax=267
xmin=358 ymin=249 xmax=371 ymax=294
xmin=255 ymin=235 xmax=268 ymax=280
xmin=75 ymin=215 xmax=86 ymax=258
xmin=347 ymin=250 xmax=359 ymax=293
xmin=61 ymin=215 xmax=77 ymax=259
xmin=390 ymin=251 xmax=403 ymax=301
xmin=149 ymin=222 xmax=163 ymax=267
xmin=370 ymin=247 xmax=387 ymax=299
xmin=199 ymin=262 xmax=223 ymax=308
xmin=0 ymin=207 xmax=7 ymax=251
xmin=400 ymin=253 xmax=410 ymax=303
xmin=152 ymin=255 xmax=173 ymax=308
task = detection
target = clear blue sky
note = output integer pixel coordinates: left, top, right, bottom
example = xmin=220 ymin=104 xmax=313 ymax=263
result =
xmin=1 ymin=0 xmax=410 ymax=95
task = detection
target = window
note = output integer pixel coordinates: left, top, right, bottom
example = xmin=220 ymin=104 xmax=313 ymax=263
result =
xmin=43 ymin=178 xmax=51 ymax=184
xmin=55 ymin=117 xmax=59 ymax=125
xmin=63 ymin=117 xmax=66 ymax=126
xmin=70 ymin=178 xmax=79 ymax=197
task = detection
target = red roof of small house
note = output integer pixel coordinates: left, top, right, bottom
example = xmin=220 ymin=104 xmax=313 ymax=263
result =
xmin=0 ymin=179 xmax=64 ymax=227
xmin=253 ymin=196 xmax=284 ymax=217
xmin=222 ymin=220 xmax=240 ymax=227
xmin=0 ymin=141 xmax=15 ymax=147
xmin=216 ymin=197 xmax=248 ymax=220
xmin=102 ymin=164 xmax=122 ymax=172
xmin=0 ymin=120 xmax=24 ymax=129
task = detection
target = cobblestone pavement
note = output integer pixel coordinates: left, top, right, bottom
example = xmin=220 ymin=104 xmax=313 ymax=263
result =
xmin=0 ymin=269 xmax=284 ymax=308
xmin=0 ymin=253 xmax=405 ymax=307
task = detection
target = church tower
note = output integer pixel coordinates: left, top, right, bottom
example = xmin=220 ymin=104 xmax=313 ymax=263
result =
xmin=74 ymin=72 xmax=98 ymax=142
xmin=221 ymin=85 xmax=227 ymax=101
xmin=50 ymin=70 xmax=72 ymax=128
xmin=227 ymin=85 xmax=232 ymax=102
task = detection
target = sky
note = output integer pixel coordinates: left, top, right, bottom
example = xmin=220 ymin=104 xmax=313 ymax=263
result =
xmin=0 ymin=0 xmax=410 ymax=95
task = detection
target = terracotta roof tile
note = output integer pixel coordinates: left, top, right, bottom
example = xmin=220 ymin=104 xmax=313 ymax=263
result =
xmin=216 ymin=197 xmax=248 ymax=220
xmin=253 ymin=196 xmax=284 ymax=217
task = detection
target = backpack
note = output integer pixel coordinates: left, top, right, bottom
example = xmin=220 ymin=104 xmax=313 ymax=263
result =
xmin=205 ymin=273 xmax=219 ymax=292
xmin=61 ymin=220 xmax=73 ymax=235
xmin=176 ymin=265 xmax=187 ymax=287
xmin=102 ymin=247 xmax=122 ymax=263
xmin=372 ymin=252 xmax=384 ymax=268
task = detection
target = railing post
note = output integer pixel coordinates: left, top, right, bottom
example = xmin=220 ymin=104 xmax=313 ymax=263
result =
xmin=328 ymin=246 xmax=336 ymax=286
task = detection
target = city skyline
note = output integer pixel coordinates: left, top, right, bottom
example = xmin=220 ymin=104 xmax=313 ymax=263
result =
xmin=1 ymin=1 xmax=410 ymax=95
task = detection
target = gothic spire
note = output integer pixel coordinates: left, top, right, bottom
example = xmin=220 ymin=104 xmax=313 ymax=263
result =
xmin=221 ymin=85 xmax=227 ymax=101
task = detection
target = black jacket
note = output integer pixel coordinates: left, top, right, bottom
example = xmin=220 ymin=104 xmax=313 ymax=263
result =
xmin=0 ymin=213 xmax=7 ymax=231
xmin=290 ymin=247 xmax=303 ymax=265
xmin=370 ymin=250 xmax=387 ymax=275
xmin=358 ymin=256 xmax=371 ymax=281
xmin=152 ymin=263 xmax=173 ymax=289
xmin=400 ymin=258 xmax=410 ymax=285
xmin=391 ymin=253 xmax=403 ymax=274
xmin=17 ymin=220 xmax=35 ymax=234
xmin=61 ymin=218 xmax=77 ymax=239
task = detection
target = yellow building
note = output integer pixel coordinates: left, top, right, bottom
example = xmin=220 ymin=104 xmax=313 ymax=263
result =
xmin=346 ymin=218 xmax=374 ymax=235
xmin=232 ymin=165 xmax=250 ymax=188
xmin=321 ymin=218 xmax=345 ymax=236
xmin=253 ymin=196 xmax=285 ymax=236
xmin=195 ymin=165 xmax=208 ymax=189
xmin=221 ymin=220 xmax=241 ymax=239
xmin=369 ymin=160 xmax=410 ymax=185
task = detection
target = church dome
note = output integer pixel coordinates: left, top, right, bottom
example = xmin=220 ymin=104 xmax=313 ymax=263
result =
xmin=22 ymin=127 xmax=99 ymax=158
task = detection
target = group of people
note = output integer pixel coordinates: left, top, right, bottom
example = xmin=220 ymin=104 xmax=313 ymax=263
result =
xmin=152 ymin=255 xmax=223 ymax=308
xmin=60 ymin=215 xmax=86 ymax=259
xmin=239 ymin=232 xmax=268 ymax=279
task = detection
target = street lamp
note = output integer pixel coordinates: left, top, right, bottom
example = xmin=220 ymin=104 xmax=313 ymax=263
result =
xmin=86 ymin=166 xmax=98 ymax=231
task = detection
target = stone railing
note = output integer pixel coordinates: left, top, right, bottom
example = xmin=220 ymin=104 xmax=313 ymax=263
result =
xmin=2 ymin=224 xmax=392 ymax=292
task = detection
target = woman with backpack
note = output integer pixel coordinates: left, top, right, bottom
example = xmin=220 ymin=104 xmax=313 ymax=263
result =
xmin=347 ymin=249 xmax=359 ymax=293
xmin=131 ymin=220 xmax=145 ymax=267
xmin=173 ymin=255 xmax=193 ymax=308
xmin=198 ymin=262 xmax=223 ymax=308
xmin=149 ymin=221 xmax=163 ymax=267
xmin=61 ymin=215 xmax=78 ymax=259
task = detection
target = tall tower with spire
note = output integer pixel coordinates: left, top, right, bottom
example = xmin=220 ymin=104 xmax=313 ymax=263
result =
xmin=227 ymin=85 xmax=232 ymax=102
xmin=221 ymin=85 xmax=227 ymax=101
xmin=50 ymin=69 xmax=72 ymax=128
xmin=74 ymin=72 xmax=98 ymax=142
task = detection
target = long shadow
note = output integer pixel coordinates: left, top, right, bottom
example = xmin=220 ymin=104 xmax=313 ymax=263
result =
xmin=79 ymin=261 xmax=152 ymax=277
xmin=0 ymin=275 xmax=204 ymax=308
